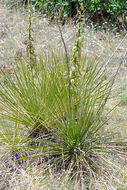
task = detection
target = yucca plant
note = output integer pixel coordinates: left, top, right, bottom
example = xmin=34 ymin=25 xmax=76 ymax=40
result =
xmin=0 ymin=50 xmax=126 ymax=184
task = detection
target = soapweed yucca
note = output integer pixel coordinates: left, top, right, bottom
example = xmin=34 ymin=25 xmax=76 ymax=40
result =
xmin=0 ymin=52 xmax=126 ymax=182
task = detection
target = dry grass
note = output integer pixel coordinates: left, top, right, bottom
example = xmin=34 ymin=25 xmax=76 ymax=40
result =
xmin=0 ymin=2 xmax=127 ymax=189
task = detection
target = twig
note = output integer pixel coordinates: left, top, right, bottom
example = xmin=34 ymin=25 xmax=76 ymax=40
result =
xmin=104 ymin=49 xmax=127 ymax=106
xmin=57 ymin=20 xmax=71 ymax=106
xmin=99 ymin=33 xmax=127 ymax=78
xmin=93 ymin=49 xmax=127 ymax=124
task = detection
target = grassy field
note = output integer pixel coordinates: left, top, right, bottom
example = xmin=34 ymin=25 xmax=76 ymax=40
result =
xmin=0 ymin=2 xmax=127 ymax=190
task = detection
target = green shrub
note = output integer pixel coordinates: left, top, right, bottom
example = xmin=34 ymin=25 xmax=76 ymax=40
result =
xmin=6 ymin=0 xmax=127 ymax=26
xmin=28 ymin=0 xmax=127 ymax=23
xmin=5 ymin=0 xmax=127 ymax=24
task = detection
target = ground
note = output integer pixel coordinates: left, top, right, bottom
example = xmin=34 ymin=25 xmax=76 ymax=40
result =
xmin=0 ymin=1 xmax=127 ymax=190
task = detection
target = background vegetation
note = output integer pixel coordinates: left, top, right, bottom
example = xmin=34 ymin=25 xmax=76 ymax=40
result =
xmin=28 ymin=0 xmax=127 ymax=24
